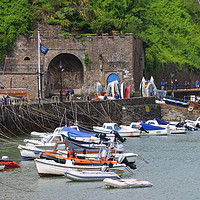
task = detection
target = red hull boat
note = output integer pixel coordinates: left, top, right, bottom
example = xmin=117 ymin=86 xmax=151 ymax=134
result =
xmin=0 ymin=160 xmax=20 ymax=169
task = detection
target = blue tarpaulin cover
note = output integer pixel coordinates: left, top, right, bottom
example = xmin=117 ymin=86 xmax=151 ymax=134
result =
xmin=140 ymin=123 xmax=165 ymax=131
xmin=155 ymin=118 xmax=169 ymax=125
xmin=61 ymin=127 xmax=95 ymax=137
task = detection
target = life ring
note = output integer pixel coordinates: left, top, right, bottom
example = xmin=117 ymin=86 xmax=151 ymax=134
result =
xmin=188 ymin=106 xmax=193 ymax=111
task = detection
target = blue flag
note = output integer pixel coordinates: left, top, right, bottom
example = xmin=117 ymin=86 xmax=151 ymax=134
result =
xmin=40 ymin=43 xmax=49 ymax=55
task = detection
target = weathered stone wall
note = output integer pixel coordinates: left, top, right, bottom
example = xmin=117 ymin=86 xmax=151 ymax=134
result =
xmin=1 ymin=25 xmax=144 ymax=99
xmin=0 ymin=96 xmax=199 ymax=137
xmin=159 ymin=104 xmax=200 ymax=121
xmin=0 ymin=97 xmax=159 ymax=136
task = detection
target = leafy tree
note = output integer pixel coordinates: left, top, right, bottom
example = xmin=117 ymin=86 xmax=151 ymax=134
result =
xmin=1 ymin=0 xmax=200 ymax=72
xmin=0 ymin=0 xmax=33 ymax=65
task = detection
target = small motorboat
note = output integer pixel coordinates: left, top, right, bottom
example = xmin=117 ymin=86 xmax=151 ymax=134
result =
xmin=93 ymin=123 xmax=140 ymax=137
xmin=64 ymin=169 xmax=120 ymax=181
xmin=0 ymin=156 xmax=20 ymax=169
xmin=103 ymin=178 xmax=153 ymax=188
xmin=0 ymin=164 xmax=5 ymax=171
xmin=34 ymin=158 xmax=126 ymax=177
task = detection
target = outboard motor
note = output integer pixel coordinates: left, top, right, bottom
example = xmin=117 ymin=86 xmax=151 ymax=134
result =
xmin=101 ymin=165 xmax=109 ymax=172
xmin=138 ymin=126 xmax=149 ymax=133
xmin=175 ymin=121 xmax=185 ymax=127
xmin=118 ymin=155 xmax=137 ymax=170
xmin=111 ymin=130 xmax=126 ymax=143
xmin=96 ymin=133 xmax=110 ymax=143
xmin=195 ymin=123 xmax=200 ymax=129
xmin=184 ymin=124 xmax=197 ymax=131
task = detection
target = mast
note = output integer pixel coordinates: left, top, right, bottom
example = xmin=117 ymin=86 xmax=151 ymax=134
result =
xmin=37 ymin=31 xmax=41 ymax=99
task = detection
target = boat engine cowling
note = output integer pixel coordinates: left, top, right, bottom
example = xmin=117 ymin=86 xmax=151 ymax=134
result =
xmin=95 ymin=133 xmax=110 ymax=142
xmin=118 ymin=155 xmax=137 ymax=170
xmin=110 ymin=130 xmax=126 ymax=143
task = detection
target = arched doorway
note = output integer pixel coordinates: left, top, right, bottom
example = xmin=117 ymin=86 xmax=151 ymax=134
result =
xmin=107 ymin=73 xmax=120 ymax=85
xmin=45 ymin=53 xmax=84 ymax=97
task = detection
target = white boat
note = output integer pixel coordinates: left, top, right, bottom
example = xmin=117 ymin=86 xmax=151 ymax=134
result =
xmin=64 ymin=169 xmax=120 ymax=181
xmin=103 ymin=178 xmax=153 ymax=188
xmin=18 ymin=138 xmax=125 ymax=160
xmin=30 ymin=126 xmax=63 ymax=138
xmin=93 ymin=123 xmax=140 ymax=137
xmin=0 ymin=164 xmax=5 ymax=171
xmin=145 ymin=118 xmax=186 ymax=134
xmin=24 ymin=133 xmax=65 ymax=149
xmin=139 ymin=122 xmax=170 ymax=136
xmin=34 ymin=158 xmax=126 ymax=177
xmin=25 ymin=126 xmax=100 ymax=148
xmin=18 ymin=145 xmax=48 ymax=160
xmin=121 ymin=122 xmax=170 ymax=136
xmin=18 ymin=143 xmax=68 ymax=160
xmin=185 ymin=117 xmax=200 ymax=130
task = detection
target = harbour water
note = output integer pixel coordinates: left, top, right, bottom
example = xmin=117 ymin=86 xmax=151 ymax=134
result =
xmin=1 ymin=131 xmax=200 ymax=200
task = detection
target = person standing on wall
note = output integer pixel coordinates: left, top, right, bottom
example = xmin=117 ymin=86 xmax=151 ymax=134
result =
xmin=173 ymin=79 xmax=178 ymax=90
xmin=161 ymin=79 xmax=166 ymax=90
xmin=69 ymin=89 xmax=74 ymax=101
xmin=65 ymin=88 xmax=70 ymax=101
xmin=195 ymin=80 xmax=199 ymax=88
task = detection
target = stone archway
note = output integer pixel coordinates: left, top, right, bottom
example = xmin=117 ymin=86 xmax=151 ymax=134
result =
xmin=45 ymin=53 xmax=84 ymax=97
xmin=107 ymin=73 xmax=120 ymax=85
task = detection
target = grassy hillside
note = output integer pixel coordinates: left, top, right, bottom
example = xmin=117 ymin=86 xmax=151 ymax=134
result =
xmin=1 ymin=0 xmax=200 ymax=72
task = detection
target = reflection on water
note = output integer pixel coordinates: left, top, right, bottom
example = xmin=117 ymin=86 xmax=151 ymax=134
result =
xmin=0 ymin=132 xmax=200 ymax=200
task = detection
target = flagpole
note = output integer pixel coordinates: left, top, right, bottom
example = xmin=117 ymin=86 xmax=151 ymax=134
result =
xmin=37 ymin=31 xmax=41 ymax=100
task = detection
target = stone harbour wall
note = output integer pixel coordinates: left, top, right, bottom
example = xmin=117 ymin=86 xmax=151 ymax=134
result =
xmin=0 ymin=97 xmax=159 ymax=136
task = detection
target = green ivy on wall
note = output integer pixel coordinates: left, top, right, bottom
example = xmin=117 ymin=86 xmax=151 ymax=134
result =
xmin=84 ymin=53 xmax=91 ymax=70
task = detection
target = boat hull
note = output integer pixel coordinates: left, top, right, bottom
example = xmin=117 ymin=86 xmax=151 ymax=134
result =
xmin=93 ymin=127 xmax=139 ymax=137
xmin=103 ymin=178 xmax=153 ymax=188
xmin=18 ymin=145 xmax=44 ymax=160
xmin=64 ymin=170 xmax=120 ymax=181
xmin=0 ymin=160 xmax=20 ymax=168
xmin=35 ymin=159 xmax=125 ymax=177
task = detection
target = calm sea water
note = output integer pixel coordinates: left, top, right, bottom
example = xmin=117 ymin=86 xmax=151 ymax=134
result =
xmin=0 ymin=132 xmax=200 ymax=200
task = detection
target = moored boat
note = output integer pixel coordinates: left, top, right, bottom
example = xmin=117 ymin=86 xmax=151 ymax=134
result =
xmin=34 ymin=158 xmax=126 ymax=177
xmin=93 ymin=123 xmax=140 ymax=137
xmin=103 ymin=178 xmax=153 ymax=188
xmin=64 ymin=169 xmax=120 ymax=181
xmin=163 ymin=97 xmax=189 ymax=108
xmin=0 ymin=156 xmax=20 ymax=169
xmin=145 ymin=118 xmax=187 ymax=134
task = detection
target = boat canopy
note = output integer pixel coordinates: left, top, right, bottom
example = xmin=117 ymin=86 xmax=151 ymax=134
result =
xmin=61 ymin=127 xmax=95 ymax=137
xmin=155 ymin=118 xmax=169 ymax=125
xmin=140 ymin=123 xmax=165 ymax=131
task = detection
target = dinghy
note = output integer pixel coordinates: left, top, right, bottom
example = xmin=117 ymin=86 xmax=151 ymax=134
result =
xmin=64 ymin=169 xmax=120 ymax=181
xmin=0 ymin=156 xmax=20 ymax=169
xmin=103 ymin=178 xmax=153 ymax=188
